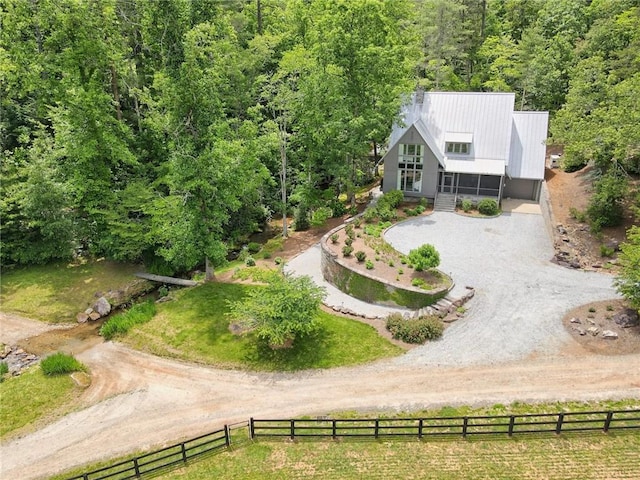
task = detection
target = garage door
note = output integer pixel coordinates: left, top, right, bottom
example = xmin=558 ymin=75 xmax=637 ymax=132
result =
xmin=503 ymin=178 xmax=541 ymax=201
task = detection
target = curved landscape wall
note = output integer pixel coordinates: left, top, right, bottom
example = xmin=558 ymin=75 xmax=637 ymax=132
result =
xmin=320 ymin=225 xmax=450 ymax=309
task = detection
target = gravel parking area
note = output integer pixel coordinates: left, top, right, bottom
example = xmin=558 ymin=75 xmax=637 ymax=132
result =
xmin=384 ymin=211 xmax=618 ymax=366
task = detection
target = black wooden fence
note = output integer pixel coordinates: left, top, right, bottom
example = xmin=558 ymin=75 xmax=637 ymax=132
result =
xmin=66 ymin=410 xmax=640 ymax=480
xmin=250 ymin=409 xmax=640 ymax=440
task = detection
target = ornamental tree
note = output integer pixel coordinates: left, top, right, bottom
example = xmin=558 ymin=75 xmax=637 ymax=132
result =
xmin=408 ymin=244 xmax=440 ymax=272
xmin=227 ymin=272 xmax=326 ymax=349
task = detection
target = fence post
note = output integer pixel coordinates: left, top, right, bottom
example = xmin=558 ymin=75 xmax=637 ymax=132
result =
xmin=133 ymin=458 xmax=141 ymax=478
xmin=603 ymin=411 xmax=614 ymax=433
xmin=462 ymin=417 xmax=469 ymax=438
xmin=225 ymin=425 xmax=230 ymax=447
xmin=249 ymin=418 xmax=255 ymax=439
xmin=332 ymin=420 xmax=337 ymax=440
xmin=418 ymin=419 xmax=423 ymax=440
xmin=508 ymin=416 xmax=515 ymax=437
xmin=375 ymin=419 xmax=379 ymax=439
xmin=181 ymin=442 xmax=187 ymax=463
xmin=290 ymin=419 xmax=295 ymax=440
xmin=556 ymin=413 xmax=564 ymax=435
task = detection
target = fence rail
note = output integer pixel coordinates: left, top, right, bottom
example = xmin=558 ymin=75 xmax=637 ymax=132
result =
xmin=250 ymin=409 xmax=640 ymax=441
xmin=66 ymin=410 xmax=640 ymax=480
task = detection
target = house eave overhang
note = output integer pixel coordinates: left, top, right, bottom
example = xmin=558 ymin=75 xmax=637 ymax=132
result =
xmin=443 ymin=157 xmax=506 ymax=176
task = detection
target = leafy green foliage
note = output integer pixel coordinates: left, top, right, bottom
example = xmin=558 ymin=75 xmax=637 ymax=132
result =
xmin=365 ymin=260 xmax=374 ymax=270
xmin=310 ymin=206 xmax=333 ymax=227
xmin=0 ymin=362 xmax=8 ymax=381
xmin=386 ymin=313 xmax=444 ymax=344
xmin=587 ymin=173 xmax=628 ymax=231
xmin=99 ymin=301 xmax=157 ymax=340
xmin=355 ymin=251 xmax=366 ymax=262
xmin=407 ymin=244 xmax=440 ymax=272
xmin=342 ymin=245 xmax=354 ymax=257
xmin=477 ymin=199 xmax=499 ymax=216
xmin=615 ymin=226 xmax=640 ymax=309
xmin=461 ymin=199 xmax=473 ymax=212
xmin=227 ymin=273 xmax=326 ymax=348
xmin=40 ymin=353 xmax=86 ymax=376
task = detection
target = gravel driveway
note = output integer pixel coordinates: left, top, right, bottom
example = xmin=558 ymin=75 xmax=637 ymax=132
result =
xmin=289 ymin=210 xmax=619 ymax=367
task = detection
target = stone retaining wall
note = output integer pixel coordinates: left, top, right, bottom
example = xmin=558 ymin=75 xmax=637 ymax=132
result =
xmin=320 ymin=224 xmax=450 ymax=309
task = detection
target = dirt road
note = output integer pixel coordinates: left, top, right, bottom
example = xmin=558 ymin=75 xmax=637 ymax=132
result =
xmin=1 ymin=314 xmax=640 ymax=480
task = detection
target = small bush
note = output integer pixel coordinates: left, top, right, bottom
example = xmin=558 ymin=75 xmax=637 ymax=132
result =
xmin=330 ymin=233 xmax=339 ymax=244
xmin=293 ymin=204 xmax=310 ymax=231
xmin=606 ymin=304 xmax=614 ymax=311
xmin=400 ymin=257 xmax=407 ymax=265
xmin=398 ymin=268 xmax=404 ymax=275
xmin=588 ymin=306 xmax=596 ymax=313
xmin=415 ymin=205 xmax=426 ymax=214
xmin=40 ymin=352 xmax=86 ymax=376
xmin=365 ymin=260 xmax=374 ymax=270
xmin=310 ymin=206 xmax=333 ymax=227
xmin=342 ymin=245 xmax=354 ymax=257
xmin=385 ymin=314 xmax=444 ymax=344
xmin=377 ymin=206 xmax=396 ymax=222
xmin=328 ymin=199 xmax=347 ymax=217
xmin=245 ymin=256 xmax=256 ymax=267
xmin=419 ymin=197 xmax=428 ymax=207
xmin=478 ymin=199 xmax=499 ymax=216
xmin=363 ymin=207 xmax=377 ymax=223
xmin=355 ymin=251 xmax=367 ymax=262
xmin=274 ymin=257 xmax=284 ymax=265
xmin=247 ymin=242 xmax=261 ymax=254
xmin=411 ymin=278 xmax=426 ymax=288
xmin=379 ymin=190 xmax=404 ymax=209
xmin=157 ymin=285 xmax=169 ymax=298
xmin=461 ymin=199 xmax=473 ymax=212
xmin=600 ymin=245 xmax=615 ymax=258
xmin=347 ymin=205 xmax=358 ymax=216
xmin=262 ymin=251 xmax=272 ymax=259
xmin=344 ymin=237 xmax=353 ymax=246
xmin=408 ymin=244 xmax=440 ymax=272
xmin=569 ymin=207 xmax=587 ymax=223
xmin=0 ymin=361 xmax=8 ymax=380
xmin=352 ymin=218 xmax=362 ymax=228
xmin=100 ymin=300 xmax=157 ymax=340
xmin=345 ymin=224 xmax=355 ymax=237
xmin=388 ymin=260 xmax=395 ymax=267
xmin=404 ymin=208 xmax=417 ymax=217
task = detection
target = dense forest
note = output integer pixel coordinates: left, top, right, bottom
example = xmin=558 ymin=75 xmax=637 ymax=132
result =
xmin=1 ymin=0 xmax=639 ymax=276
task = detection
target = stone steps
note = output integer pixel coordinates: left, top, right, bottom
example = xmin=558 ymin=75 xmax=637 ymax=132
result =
xmin=434 ymin=193 xmax=456 ymax=212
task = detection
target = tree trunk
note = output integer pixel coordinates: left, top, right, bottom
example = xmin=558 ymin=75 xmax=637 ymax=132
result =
xmin=205 ymin=256 xmax=216 ymax=282
xmin=279 ymin=131 xmax=288 ymax=238
xmin=110 ymin=64 xmax=123 ymax=121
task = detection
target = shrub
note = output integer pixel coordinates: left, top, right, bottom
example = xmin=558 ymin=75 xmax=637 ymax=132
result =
xmin=398 ymin=268 xmax=404 ymax=275
xmin=385 ymin=314 xmax=444 ymax=344
xmin=363 ymin=207 xmax=377 ymax=223
xmin=347 ymin=205 xmax=358 ymax=216
xmin=342 ymin=245 xmax=354 ymax=257
xmin=344 ymin=237 xmax=353 ymax=246
xmin=415 ymin=205 xmax=426 ymax=214
xmin=365 ymin=260 xmax=374 ymax=270
xmin=355 ymin=251 xmax=367 ymax=262
xmin=310 ymin=206 xmax=333 ymax=227
xmin=352 ymin=218 xmax=362 ymax=228
xmin=0 ymin=361 xmax=8 ymax=381
xmin=461 ymin=199 xmax=473 ymax=212
xmin=588 ymin=173 xmax=627 ymax=230
xmin=411 ymin=278 xmax=426 ymax=288
xmin=293 ymin=204 xmax=310 ymax=231
xmin=274 ymin=257 xmax=284 ymax=265
xmin=328 ymin=199 xmax=347 ymax=218
xmin=157 ymin=285 xmax=169 ymax=298
xmin=388 ymin=260 xmax=394 ymax=267
xmin=247 ymin=242 xmax=261 ymax=254
xmin=378 ymin=190 xmax=404 ymax=209
xmin=345 ymin=224 xmax=355 ymax=237
xmin=262 ymin=251 xmax=271 ymax=259
xmin=477 ymin=198 xmax=499 ymax=216
xmin=100 ymin=300 xmax=157 ymax=340
xmin=600 ymin=245 xmax=615 ymax=258
xmin=245 ymin=256 xmax=256 ymax=267
xmin=569 ymin=207 xmax=587 ymax=223
xmin=408 ymin=244 xmax=440 ymax=272
xmin=376 ymin=206 xmax=396 ymax=222
xmin=330 ymin=233 xmax=339 ymax=244
xmin=40 ymin=352 xmax=86 ymax=376
xmin=419 ymin=197 xmax=428 ymax=208
xmin=404 ymin=208 xmax=417 ymax=217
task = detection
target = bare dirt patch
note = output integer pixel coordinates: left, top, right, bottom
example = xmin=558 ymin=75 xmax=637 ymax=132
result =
xmin=563 ymin=299 xmax=640 ymax=355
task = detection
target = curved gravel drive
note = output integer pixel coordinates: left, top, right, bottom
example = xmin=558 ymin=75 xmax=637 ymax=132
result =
xmin=289 ymin=211 xmax=618 ymax=367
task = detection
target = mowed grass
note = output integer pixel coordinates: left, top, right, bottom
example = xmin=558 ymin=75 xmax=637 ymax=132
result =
xmin=121 ymin=282 xmax=402 ymax=371
xmin=0 ymin=260 xmax=141 ymax=322
xmin=156 ymin=433 xmax=640 ymax=480
xmin=0 ymin=367 xmax=85 ymax=438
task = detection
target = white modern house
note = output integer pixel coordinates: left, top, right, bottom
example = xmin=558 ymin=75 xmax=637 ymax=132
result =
xmin=381 ymin=91 xmax=549 ymax=209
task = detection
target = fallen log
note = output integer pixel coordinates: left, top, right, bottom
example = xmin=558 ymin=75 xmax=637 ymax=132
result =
xmin=134 ymin=272 xmax=197 ymax=287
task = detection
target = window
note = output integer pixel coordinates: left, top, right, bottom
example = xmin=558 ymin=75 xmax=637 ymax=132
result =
xmin=397 ymin=144 xmax=423 ymax=193
xmin=445 ymin=142 xmax=470 ymax=155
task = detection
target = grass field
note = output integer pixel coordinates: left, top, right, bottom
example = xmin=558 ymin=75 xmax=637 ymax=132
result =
xmin=0 ymin=260 xmax=141 ymax=322
xmin=0 ymin=367 xmax=85 ymax=438
xmin=121 ymin=282 xmax=402 ymax=371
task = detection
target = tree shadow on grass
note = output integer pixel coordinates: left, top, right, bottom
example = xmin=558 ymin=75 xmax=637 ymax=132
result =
xmin=242 ymin=326 xmax=334 ymax=372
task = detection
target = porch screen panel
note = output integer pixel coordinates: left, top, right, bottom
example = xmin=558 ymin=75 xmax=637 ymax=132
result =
xmin=457 ymin=174 xmax=479 ymax=195
xmin=479 ymin=176 xmax=501 ymax=196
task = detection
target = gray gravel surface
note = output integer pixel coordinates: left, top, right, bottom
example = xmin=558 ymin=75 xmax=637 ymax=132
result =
xmin=289 ymin=211 xmax=618 ymax=367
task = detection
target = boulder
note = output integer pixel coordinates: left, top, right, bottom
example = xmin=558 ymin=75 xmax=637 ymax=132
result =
xmin=76 ymin=312 xmax=89 ymax=323
xmin=569 ymin=317 xmax=581 ymax=324
xmin=602 ymin=330 xmax=619 ymax=340
xmin=613 ymin=308 xmax=639 ymax=328
xmin=89 ymin=311 xmax=102 ymax=321
xmin=92 ymin=297 xmax=111 ymax=317
xmin=84 ymin=307 xmax=94 ymax=315
xmin=573 ymin=326 xmax=586 ymax=336
xmin=587 ymin=327 xmax=600 ymax=336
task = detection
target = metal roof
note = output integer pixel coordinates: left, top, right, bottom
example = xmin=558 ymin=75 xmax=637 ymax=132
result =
xmin=386 ymin=92 xmax=548 ymax=179
xmin=508 ymin=112 xmax=549 ymax=180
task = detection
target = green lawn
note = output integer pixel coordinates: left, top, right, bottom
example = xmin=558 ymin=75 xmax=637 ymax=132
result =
xmin=0 ymin=368 xmax=84 ymax=438
xmin=0 ymin=260 xmax=141 ymax=322
xmin=121 ymin=282 xmax=402 ymax=371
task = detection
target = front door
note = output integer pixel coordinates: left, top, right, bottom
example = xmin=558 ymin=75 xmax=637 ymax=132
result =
xmin=440 ymin=172 xmax=455 ymax=193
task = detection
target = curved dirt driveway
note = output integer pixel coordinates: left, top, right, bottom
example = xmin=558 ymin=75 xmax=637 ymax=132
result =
xmin=2 ymin=211 xmax=640 ymax=479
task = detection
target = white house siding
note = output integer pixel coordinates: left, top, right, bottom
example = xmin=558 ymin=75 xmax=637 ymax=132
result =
xmin=508 ymin=112 xmax=549 ymax=180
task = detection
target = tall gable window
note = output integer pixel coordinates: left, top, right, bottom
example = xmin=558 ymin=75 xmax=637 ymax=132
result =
xmin=445 ymin=142 xmax=470 ymax=155
xmin=397 ymin=143 xmax=423 ymax=193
